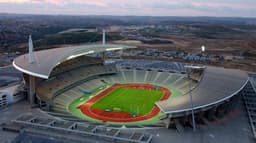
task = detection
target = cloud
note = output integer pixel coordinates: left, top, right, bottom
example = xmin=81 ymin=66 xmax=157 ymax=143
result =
xmin=0 ymin=0 xmax=255 ymax=17
xmin=0 ymin=0 xmax=30 ymax=3
xmin=0 ymin=0 xmax=108 ymax=6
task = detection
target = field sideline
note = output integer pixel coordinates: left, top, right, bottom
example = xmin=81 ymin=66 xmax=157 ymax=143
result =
xmin=91 ymin=87 xmax=163 ymax=115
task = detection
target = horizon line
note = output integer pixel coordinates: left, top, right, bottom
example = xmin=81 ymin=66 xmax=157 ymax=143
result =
xmin=1 ymin=12 xmax=256 ymax=19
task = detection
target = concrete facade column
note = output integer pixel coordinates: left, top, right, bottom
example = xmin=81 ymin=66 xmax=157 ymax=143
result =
xmin=29 ymin=75 xmax=35 ymax=105
xmin=102 ymin=52 xmax=106 ymax=62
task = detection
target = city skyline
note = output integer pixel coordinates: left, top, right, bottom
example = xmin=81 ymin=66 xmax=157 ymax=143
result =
xmin=0 ymin=0 xmax=255 ymax=17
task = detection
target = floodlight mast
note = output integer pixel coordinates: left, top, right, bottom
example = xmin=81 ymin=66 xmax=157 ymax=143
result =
xmin=185 ymin=66 xmax=196 ymax=131
xmin=201 ymin=45 xmax=207 ymax=68
xmin=29 ymin=35 xmax=35 ymax=64
xmin=201 ymin=45 xmax=205 ymax=53
xmin=102 ymin=29 xmax=106 ymax=61
xmin=28 ymin=35 xmax=36 ymax=105
xmin=102 ymin=29 xmax=106 ymax=45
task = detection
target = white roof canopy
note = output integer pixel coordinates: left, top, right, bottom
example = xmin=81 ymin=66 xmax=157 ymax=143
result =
xmin=13 ymin=44 xmax=136 ymax=79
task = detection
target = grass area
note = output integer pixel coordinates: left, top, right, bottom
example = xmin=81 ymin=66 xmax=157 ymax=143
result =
xmin=68 ymin=85 xmax=108 ymax=112
xmin=91 ymin=87 xmax=163 ymax=115
xmin=68 ymin=84 xmax=182 ymax=126
xmin=167 ymin=86 xmax=183 ymax=98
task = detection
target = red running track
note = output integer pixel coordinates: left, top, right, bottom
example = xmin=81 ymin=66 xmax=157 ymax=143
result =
xmin=79 ymin=83 xmax=171 ymax=122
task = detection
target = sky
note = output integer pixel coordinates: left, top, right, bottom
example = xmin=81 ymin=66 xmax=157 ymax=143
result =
xmin=0 ymin=0 xmax=255 ymax=17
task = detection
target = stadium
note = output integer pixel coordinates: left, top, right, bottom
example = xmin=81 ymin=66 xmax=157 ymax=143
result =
xmin=11 ymin=41 xmax=250 ymax=131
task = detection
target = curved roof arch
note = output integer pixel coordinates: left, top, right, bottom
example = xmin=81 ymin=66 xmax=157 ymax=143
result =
xmin=156 ymin=66 xmax=248 ymax=114
xmin=13 ymin=44 xmax=136 ymax=79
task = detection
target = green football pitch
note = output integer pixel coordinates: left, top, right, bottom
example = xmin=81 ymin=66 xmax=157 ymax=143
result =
xmin=91 ymin=87 xmax=164 ymax=115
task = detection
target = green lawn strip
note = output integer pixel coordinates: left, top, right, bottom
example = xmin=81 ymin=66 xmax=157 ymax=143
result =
xmin=152 ymin=85 xmax=182 ymax=99
xmin=91 ymin=87 xmax=163 ymax=115
xmin=69 ymin=104 xmax=165 ymax=126
xmin=105 ymin=111 xmax=166 ymax=126
xmin=167 ymin=86 xmax=183 ymax=98
xmin=69 ymin=103 xmax=103 ymax=123
xmin=68 ymin=84 xmax=109 ymax=119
